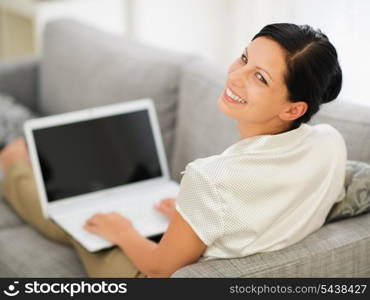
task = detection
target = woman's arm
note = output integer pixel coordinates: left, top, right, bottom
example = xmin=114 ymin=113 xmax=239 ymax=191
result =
xmin=84 ymin=209 xmax=207 ymax=277
xmin=120 ymin=210 xmax=206 ymax=277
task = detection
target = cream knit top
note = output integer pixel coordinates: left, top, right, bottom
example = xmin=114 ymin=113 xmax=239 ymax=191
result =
xmin=175 ymin=123 xmax=347 ymax=260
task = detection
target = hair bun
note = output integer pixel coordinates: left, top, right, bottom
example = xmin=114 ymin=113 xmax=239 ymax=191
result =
xmin=321 ymin=66 xmax=342 ymax=104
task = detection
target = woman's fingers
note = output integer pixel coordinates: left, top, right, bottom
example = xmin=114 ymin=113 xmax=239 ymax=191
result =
xmin=154 ymin=197 xmax=176 ymax=219
xmin=161 ymin=197 xmax=176 ymax=207
xmin=156 ymin=203 xmax=172 ymax=214
xmin=155 ymin=198 xmax=175 ymax=210
xmin=154 ymin=202 xmax=166 ymax=212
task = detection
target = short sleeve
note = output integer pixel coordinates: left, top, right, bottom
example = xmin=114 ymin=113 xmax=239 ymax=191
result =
xmin=175 ymin=162 xmax=224 ymax=246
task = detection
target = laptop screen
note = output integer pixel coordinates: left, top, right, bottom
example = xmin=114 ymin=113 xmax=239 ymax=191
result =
xmin=32 ymin=109 xmax=162 ymax=202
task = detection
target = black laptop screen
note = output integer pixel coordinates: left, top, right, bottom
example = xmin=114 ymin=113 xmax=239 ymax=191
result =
xmin=32 ymin=109 xmax=162 ymax=202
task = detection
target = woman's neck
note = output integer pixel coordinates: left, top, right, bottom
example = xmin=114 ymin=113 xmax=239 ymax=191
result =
xmin=237 ymin=120 xmax=291 ymax=139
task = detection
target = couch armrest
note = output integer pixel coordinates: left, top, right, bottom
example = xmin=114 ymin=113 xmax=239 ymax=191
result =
xmin=171 ymin=213 xmax=370 ymax=277
xmin=0 ymin=57 xmax=39 ymax=111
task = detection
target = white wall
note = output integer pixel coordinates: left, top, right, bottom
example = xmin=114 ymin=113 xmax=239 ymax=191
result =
xmin=127 ymin=0 xmax=370 ymax=107
xmin=34 ymin=0 xmax=127 ymax=51
xmin=129 ymin=0 xmax=233 ymax=60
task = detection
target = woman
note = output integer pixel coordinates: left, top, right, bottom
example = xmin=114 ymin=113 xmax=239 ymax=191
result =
xmin=0 ymin=23 xmax=346 ymax=277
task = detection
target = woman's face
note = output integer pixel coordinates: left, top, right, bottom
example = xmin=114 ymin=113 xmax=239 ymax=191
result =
xmin=218 ymin=36 xmax=306 ymax=135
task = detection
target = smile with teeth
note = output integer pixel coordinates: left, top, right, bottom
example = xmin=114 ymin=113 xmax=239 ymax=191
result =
xmin=225 ymin=88 xmax=247 ymax=104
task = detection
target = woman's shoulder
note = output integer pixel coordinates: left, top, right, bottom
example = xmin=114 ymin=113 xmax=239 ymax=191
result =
xmin=181 ymin=154 xmax=231 ymax=183
xmin=185 ymin=155 xmax=222 ymax=173
xmin=310 ymin=123 xmax=346 ymax=146
xmin=311 ymin=123 xmax=341 ymax=135
xmin=309 ymin=123 xmax=347 ymax=161
xmin=183 ymin=123 xmax=347 ymax=177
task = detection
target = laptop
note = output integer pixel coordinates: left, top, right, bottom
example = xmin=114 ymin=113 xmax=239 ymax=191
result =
xmin=24 ymin=98 xmax=180 ymax=252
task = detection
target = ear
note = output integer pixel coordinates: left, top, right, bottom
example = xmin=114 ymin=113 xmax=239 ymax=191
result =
xmin=279 ymin=101 xmax=308 ymax=121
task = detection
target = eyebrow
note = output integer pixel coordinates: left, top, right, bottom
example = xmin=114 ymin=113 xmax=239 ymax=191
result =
xmin=245 ymin=47 xmax=274 ymax=82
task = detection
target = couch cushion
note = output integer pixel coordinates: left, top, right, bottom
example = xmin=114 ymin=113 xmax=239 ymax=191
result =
xmin=0 ymin=93 xmax=37 ymax=148
xmin=309 ymin=100 xmax=370 ymax=164
xmin=0 ymin=226 xmax=86 ymax=277
xmin=0 ymin=197 xmax=24 ymax=229
xmin=39 ymin=19 xmax=192 ymax=169
xmin=0 ymin=58 xmax=39 ymax=112
xmin=171 ymin=59 xmax=239 ymax=182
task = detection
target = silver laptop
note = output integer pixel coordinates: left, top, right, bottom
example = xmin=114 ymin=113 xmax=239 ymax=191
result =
xmin=24 ymin=98 xmax=179 ymax=252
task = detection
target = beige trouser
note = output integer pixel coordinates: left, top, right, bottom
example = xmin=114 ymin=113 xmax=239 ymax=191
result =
xmin=0 ymin=161 xmax=147 ymax=278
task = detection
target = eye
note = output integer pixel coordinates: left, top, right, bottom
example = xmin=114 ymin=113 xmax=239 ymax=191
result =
xmin=240 ymin=53 xmax=248 ymax=64
xmin=240 ymin=53 xmax=268 ymax=85
xmin=256 ymin=73 xmax=267 ymax=85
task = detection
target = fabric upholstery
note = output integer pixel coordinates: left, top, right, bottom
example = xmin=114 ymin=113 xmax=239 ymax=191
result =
xmin=0 ymin=197 xmax=24 ymax=229
xmin=326 ymin=160 xmax=370 ymax=222
xmin=39 ymin=19 xmax=193 ymax=168
xmin=170 ymin=59 xmax=239 ymax=182
xmin=0 ymin=58 xmax=39 ymax=112
xmin=0 ymin=93 xmax=37 ymax=147
xmin=309 ymin=100 xmax=370 ymax=164
xmin=0 ymin=226 xmax=86 ymax=277
xmin=172 ymin=213 xmax=370 ymax=277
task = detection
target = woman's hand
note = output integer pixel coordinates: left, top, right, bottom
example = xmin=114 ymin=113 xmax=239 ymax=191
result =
xmin=84 ymin=197 xmax=177 ymax=244
xmin=84 ymin=212 xmax=134 ymax=245
xmin=154 ymin=198 xmax=176 ymax=220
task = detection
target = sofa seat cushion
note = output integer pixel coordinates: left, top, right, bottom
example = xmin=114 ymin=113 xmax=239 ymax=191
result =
xmin=40 ymin=19 xmax=192 ymax=167
xmin=0 ymin=226 xmax=85 ymax=277
xmin=0 ymin=197 xmax=24 ymax=229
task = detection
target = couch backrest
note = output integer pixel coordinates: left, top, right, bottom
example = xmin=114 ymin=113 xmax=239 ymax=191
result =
xmin=39 ymin=19 xmax=192 ymax=167
xmin=170 ymin=59 xmax=239 ymax=182
xmin=171 ymin=59 xmax=370 ymax=182
xmin=309 ymin=100 xmax=370 ymax=164
xmin=39 ymin=19 xmax=370 ymax=182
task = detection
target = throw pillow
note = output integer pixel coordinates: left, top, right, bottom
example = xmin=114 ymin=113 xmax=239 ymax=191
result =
xmin=326 ymin=160 xmax=370 ymax=223
xmin=0 ymin=93 xmax=37 ymax=149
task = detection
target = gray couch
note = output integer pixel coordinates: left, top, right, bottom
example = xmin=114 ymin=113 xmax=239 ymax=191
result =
xmin=0 ymin=19 xmax=369 ymax=278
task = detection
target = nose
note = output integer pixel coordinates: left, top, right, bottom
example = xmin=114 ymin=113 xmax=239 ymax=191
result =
xmin=228 ymin=66 xmax=248 ymax=89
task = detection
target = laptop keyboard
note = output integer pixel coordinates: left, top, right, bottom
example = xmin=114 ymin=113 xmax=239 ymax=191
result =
xmin=51 ymin=182 xmax=178 ymax=252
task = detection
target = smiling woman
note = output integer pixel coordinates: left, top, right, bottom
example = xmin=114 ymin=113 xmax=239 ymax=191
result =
xmin=0 ymin=23 xmax=346 ymax=278
xmin=219 ymin=23 xmax=342 ymax=138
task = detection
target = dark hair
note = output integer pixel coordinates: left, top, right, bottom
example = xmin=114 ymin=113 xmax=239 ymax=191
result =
xmin=252 ymin=23 xmax=342 ymax=130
